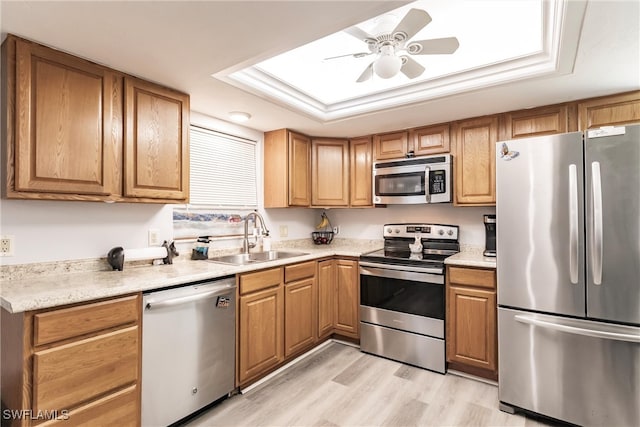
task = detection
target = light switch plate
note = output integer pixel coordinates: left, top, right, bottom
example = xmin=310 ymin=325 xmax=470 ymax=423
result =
xmin=148 ymin=229 xmax=161 ymax=246
xmin=279 ymin=225 xmax=288 ymax=238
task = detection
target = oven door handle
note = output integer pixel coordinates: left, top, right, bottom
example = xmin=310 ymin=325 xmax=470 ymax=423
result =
xmin=359 ymin=265 xmax=444 ymax=285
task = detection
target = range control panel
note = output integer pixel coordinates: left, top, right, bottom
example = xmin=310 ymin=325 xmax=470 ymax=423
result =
xmin=383 ymin=223 xmax=459 ymax=240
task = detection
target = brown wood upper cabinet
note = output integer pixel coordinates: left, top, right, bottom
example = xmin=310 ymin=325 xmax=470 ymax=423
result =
xmin=373 ymin=131 xmax=409 ymax=160
xmin=264 ymin=129 xmax=311 ymax=207
xmin=577 ymin=91 xmax=640 ymax=130
xmin=2 ymin=35 xmax=190 ymax=203
xmin=349 ymin=136 xmax=373 ymax=207
xmin=500 ymin=104 xmax=572 ymax=140
xmin=453 ymin=116 xmax=499 ymax=206
xmin=311 ymin=138 xmax=349 ymax=207
xmin=9 ymin=35 xmax=121 ymax=197
xmin=409 ymin=123 xmax=450 ymax=156
xmin=124 ymin=77 xmax=189 ymax=200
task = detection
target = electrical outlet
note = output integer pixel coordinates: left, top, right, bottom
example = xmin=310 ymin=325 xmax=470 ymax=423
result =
xmin=333 ymin=226 xmax=340 ymax=235
xmin=148 ymin=229 xmax=161 ymax=246
xmin=279 ymin=225 xmax=288 ymax=238
xmin=0 ymin=235 xmax=15 ymax=256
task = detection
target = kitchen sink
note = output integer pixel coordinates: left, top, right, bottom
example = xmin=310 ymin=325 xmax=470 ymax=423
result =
xmin=207 ymin=251 xmax=308 ymax=265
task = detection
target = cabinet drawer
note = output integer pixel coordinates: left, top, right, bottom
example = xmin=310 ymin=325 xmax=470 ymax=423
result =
xmin=240 ymin=267 xmax=282 ymax=295
xmin=33 ymin=326 xmax=139 ymax=413
xmin=33 ymin=295 xmax=139 ymax=346
xmin=285 ymin=261 xmax=316 ymax=283
xmin=39 ymin=385 xmax=138 ymax=427
xmin=448 ymin=267 xmax=496 ymax=290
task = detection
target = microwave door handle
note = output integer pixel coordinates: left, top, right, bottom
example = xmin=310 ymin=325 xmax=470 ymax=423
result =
xmin=424 ymin=166 xmax=431 ymax=203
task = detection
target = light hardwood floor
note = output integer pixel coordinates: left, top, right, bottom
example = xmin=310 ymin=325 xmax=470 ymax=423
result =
xmin=185 ymin=342 xmax=557 ymax=427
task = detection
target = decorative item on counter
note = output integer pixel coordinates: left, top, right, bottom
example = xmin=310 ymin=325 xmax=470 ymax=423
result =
xmin=409 ymin=234 xmax=423 ymax=254
xmin=191 ymin=236 xmax=210 ymax=260
xmin=107 ymin=246 xmax=125 ymax=271
xmin=162 ymin=240 xmax=179 ymax=264
xmin=312 ymin=211 xmax=334 ymax=245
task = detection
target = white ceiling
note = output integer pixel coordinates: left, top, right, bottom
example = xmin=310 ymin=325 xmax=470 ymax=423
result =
xmin=1 ymin=1 xmax=639 ymax=138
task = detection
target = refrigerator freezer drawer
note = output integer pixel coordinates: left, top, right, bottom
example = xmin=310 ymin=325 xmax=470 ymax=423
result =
xmin=498 ymin=308 xmax=640 ymax=427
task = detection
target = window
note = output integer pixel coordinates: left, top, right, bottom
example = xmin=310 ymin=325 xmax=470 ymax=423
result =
xmin=189 ymin=125 xmax=258 ymax=207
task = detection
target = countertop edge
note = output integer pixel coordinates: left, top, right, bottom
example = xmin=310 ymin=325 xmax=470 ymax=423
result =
xmin=0 ymin=248 xmax=374 ymax=314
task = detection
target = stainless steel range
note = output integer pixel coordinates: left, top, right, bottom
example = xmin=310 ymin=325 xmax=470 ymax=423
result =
xmin=359 ymin=223 xmax=459 ymax=373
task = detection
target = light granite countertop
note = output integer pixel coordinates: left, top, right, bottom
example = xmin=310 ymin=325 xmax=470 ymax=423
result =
xmin=1 ymin=239 xmax=498 ymax=313
xmin=0 ymin=239 xmax=383 ymax=313
xmin=444 ymin=247 xmax=497 ymax=269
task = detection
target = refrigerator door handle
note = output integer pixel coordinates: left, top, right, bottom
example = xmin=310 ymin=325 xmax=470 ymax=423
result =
xmin=514 ymin=315 xmax=640 ymax=343
xmin=591 ymin=161 xmax=604 ymax=285
xmin=569 ymin=164 xmax=579 ymax=284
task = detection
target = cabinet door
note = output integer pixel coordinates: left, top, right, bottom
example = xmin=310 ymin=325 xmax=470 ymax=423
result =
xmin=124 ymin=77 xmax=189 ymax=201
xmin=317 ymin=260 xmax=336 ymax=339
xmin=373 ymin=131 xmax=409 ymax=160
xmin=453 ymin=116 xmax=498 ymax=205
xmin=13 ymin=38 xmax=121 ymax=196
xmin=447 ymin=286 xmax=497 ymax=372
xmin=334 ymin=259 xmax=359 ymax=337
xmin=409 ymin=124 xmax=450 ymax=155
xmin=349 ymin=137 xmax=373 ymax=207
xmin=311 ymin=139 xmax=349 ymax=206
xmin=239 ymin=286 xmax=284 ymax=385
xmin=288 ymin=131 xmax=311 ymax=206
xmin=501 ymin=105 xmax=570 ymax=140
xmin=578 ymin=91 xmax=640 ymax=130
xmin=284 ymin=278 xmax=317 ymax=357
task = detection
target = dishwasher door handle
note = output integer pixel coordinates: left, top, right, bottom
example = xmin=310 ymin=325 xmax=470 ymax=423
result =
xmin=145 ymin=286 xmax=235 ymax=310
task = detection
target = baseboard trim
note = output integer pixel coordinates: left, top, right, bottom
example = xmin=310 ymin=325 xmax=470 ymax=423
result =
xmin=447 ymin=368 xmax=498 ymax=386
xmin=240 ymin=339 xmax=340 ymax=394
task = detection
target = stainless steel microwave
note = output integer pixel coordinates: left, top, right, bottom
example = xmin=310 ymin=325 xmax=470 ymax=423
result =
xmin=373 ymin=155 xmax=452 ymax=204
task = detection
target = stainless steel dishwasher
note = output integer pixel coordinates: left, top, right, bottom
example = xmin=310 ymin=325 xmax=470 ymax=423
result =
xmin=141 ymin=277 xmax=236 ymax=427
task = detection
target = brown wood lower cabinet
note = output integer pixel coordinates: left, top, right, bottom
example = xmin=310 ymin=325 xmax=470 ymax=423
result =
xmin=334 ymin=259 xmax=359 ymax=338
xmin=238 ymin=274 xmax=284 ymax=385
xmin=0 ymin=294 xmax=142 ymax=427
xmin=446 ymin=266 xmax=497 ymax=380
xmin=317 ymin=259 xmax=336 ymax=339
xmin=284 ymin=262 xmax=317 ymax=358
xmin=238 ymin=258 xmax=360 ymax=387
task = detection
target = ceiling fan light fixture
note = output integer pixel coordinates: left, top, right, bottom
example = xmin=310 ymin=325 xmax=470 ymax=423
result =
xmin=374 ymin=45 xmax=402 ymax=79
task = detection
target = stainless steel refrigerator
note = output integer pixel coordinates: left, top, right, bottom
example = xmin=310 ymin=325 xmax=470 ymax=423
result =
xmin=496 ymin=124 xmax=640 ymax=426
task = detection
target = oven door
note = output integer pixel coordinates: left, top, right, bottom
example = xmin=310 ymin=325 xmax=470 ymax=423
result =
xmin=359 ymin=263 xmax=444 ymax=339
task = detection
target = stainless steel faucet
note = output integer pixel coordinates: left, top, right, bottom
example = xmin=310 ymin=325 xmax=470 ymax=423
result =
xmin=242 ymin=211 xmax=269 ymax=253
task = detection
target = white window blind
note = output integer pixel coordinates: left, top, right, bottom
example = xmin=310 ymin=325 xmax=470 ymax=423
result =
xmin=189 ymin=126 xmax=258 ymax=207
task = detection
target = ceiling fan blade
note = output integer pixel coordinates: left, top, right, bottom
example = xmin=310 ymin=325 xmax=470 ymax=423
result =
xmin=323 ymin=52 xmax=372 ymax=61
xmin=356 ymin=62 xmax=374 ymax=83
xmin=392 ymin=8 xmax=432 ymax=41
xmin=400 ymin=56 xmax=425 ymax=79
xmin=407 ymin=37 xmax=460 ymax=55
xmin=343 ymin=25 xmax=374 ymax=42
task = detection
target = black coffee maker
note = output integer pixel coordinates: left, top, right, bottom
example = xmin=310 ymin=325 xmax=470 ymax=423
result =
xmin=483 ymin=214 xmax=496 ymax=257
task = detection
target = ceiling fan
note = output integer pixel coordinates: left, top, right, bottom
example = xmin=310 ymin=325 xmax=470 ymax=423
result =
xmin=326 ymin=8 xmax=460 ymax=82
